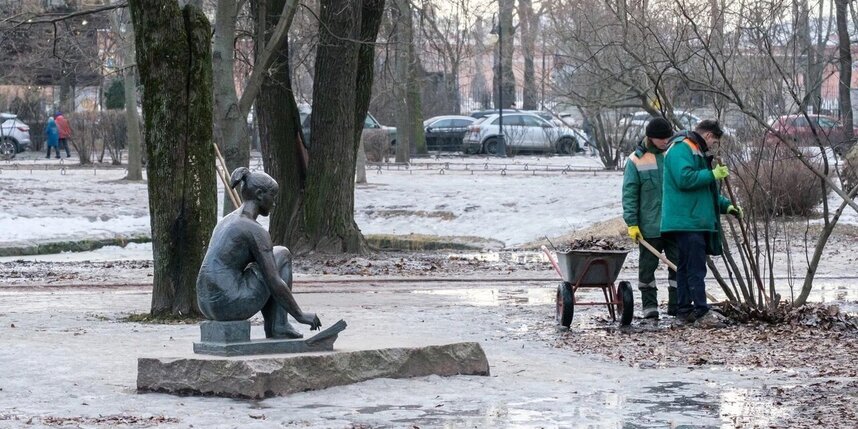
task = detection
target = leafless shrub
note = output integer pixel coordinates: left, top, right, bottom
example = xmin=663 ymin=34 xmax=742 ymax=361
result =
xmin=68 ymin=112 xmax=128 ymax=165
xmin=733 ymin=145 xmax=829 ymax=217
xmin=363 ymin=131 xmax=390 ymax=163
xmin=96 ymin=111 xmax=126 ymax=165
xmin=68 ymin=112 xmax=97 ymax=165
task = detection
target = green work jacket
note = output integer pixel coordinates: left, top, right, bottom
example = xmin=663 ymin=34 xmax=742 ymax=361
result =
xmin=622 ymin=140 xmax=666 ymax=239
xmin=660 ymin=131 xmax=731 ymax=253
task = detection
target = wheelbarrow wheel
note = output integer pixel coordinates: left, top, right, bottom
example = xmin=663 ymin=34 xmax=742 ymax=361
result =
xmin=618 ymin=281 xmax=634 ymax=326
xmin=556 ymin=282 xmax=574 ymax=327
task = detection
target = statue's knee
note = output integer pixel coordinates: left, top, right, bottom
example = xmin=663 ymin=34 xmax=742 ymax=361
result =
xmin=272 ymin=246 xmax=293 ymax=264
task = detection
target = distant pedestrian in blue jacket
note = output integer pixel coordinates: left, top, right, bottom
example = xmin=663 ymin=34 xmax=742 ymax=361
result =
xmin=44 ymin=117 xmax=60 ymax=159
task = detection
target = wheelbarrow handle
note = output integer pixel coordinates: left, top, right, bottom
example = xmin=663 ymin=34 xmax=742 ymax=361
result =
xmin=540 ymin=245 xmax=564 ymax=279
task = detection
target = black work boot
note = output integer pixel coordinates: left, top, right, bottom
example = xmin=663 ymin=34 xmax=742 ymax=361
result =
xmin=640 ymin=288 xmax=659 ymax=319
xmin=667 ymin=287 xmax=678 ymax=317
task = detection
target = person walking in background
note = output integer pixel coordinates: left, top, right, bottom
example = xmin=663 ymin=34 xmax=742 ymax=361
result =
xmin=661 ymin=120 xmax=742 ymax=328
xmin=44 ymin=117 xmax=60 ymax=159
xmin=54 ymin=111 xmax=72 ymax=158
xmin=622 ymin=117 xmax=679 ymax=319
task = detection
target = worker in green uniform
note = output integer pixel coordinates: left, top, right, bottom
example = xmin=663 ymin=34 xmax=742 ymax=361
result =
xmin=661 ymin=120 xmax=742 ymax=326
xmin=622 ymin=118 xmax=679 ymax=319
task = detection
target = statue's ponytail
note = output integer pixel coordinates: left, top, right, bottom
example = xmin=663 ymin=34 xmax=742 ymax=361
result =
xmin=229 ymin=167 xmax=250 ymax=190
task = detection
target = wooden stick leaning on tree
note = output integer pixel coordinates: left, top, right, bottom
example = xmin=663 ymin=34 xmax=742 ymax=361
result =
xmin=213 ymin=143 xmax=241 ymax=209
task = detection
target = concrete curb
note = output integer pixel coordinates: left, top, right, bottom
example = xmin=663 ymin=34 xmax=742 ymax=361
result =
xmin=0 ymin=235 xmax=152 ymax=257
xmin=0 ymin=233 xmax=504 ymax=257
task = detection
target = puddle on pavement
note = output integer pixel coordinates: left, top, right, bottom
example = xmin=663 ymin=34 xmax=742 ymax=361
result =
xmin=448 ymin=251 xmax=548 ymax=265
xmin=411 ymin=287 xmax=555 ymax=306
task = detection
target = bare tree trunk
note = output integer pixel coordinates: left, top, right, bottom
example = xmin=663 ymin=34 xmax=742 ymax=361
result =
xmin=519 ymin=0 xmax=537 ymax=110
xmin=128 ymin=1 xmax=217 ymax=317
xmin=254 ymin=0 xmax=308 ymax=249
xmin=393 ymin=0 xmax=411 ymax=162
xmin=836 ymin=0 xmax=853 ymax=141
xmin=59 ymin=69 xmax=76 ymax=114
xmin=302 ymin=0 xmax=367 ymax=253
xmin=213 ymin=0 xmax=251 ymax=215
xmin=354 ymin=0 xmax=385 ymax=181
xmin=496 ymin=0 xmax=516 ymax=108
xmin=407 ymin=33 xmax=425 ymax=154
xmin=111 ymin=11 xmax=143 ymax=180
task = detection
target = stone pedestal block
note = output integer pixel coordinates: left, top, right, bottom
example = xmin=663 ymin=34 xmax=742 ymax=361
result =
xmin=194 ymin=319 xmax=347 ymax=357
xmin=138 ymin=342 xmax=490 ymax=399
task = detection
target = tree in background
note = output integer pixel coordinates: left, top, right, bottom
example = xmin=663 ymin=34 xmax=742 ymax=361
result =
xmin=104 ymin=79 xmax=125 ymax=110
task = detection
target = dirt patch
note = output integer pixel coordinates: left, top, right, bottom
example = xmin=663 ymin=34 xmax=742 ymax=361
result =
xmin=553 ymin=311 xmax=858 ymax=376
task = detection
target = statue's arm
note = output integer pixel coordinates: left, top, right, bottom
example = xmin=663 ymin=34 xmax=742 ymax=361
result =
xmin=249 ymin=227 xmax=305 ymax=319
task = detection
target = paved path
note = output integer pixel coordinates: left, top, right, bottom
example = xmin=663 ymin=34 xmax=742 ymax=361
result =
xmin=0 ymin=282 xmax=795 ymax=428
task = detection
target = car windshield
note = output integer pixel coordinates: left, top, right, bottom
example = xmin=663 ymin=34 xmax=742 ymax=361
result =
xmin=472 ymin=117 xmax=488 ymax=125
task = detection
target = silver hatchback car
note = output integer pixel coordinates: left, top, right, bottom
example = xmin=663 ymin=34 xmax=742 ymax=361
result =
xmin=1 ymin=113 xmax=32 ymax=160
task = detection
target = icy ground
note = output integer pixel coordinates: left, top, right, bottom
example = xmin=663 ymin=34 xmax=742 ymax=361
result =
xmin=1 ymin=152 xmax=857 ymax=427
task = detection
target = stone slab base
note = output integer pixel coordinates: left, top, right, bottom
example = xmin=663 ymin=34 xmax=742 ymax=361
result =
xmin=138 ymin=342 xmax=490 ymax=399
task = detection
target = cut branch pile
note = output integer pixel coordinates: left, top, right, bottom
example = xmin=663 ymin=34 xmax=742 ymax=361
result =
xmin=560 ymin=237 xmax=627 ymax=252
xmin=718 ymin=302 xmax=858 ymax=331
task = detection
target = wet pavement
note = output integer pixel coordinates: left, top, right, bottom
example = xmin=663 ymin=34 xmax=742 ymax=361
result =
xmin=0 ymin=282 xmax=818 ymax=428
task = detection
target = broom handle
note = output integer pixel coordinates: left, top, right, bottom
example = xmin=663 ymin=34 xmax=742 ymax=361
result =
xmin=638 ymin=237 xmax=719 ymax=303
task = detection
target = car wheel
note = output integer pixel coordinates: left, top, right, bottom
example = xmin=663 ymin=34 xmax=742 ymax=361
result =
xmin=484 ymin=138 xmax=500 ymax=155
xmin=0 ymin=138 xmax=17 ymax=160
xmin=557 ymin=137 xmax=578 ymax=155
xmin=389 ymin=139 xmax=397 ymax=155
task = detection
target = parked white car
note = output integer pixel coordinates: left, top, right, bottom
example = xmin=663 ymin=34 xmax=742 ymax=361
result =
xmin=619 ymin=110 xmax=735 ymax=145
xmin=463 ymin=112 xmax=589 ymax=155
xmin=0 ymin=113 xmax=32 ymax=160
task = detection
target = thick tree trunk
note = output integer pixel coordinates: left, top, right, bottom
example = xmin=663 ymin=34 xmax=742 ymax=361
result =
xmin=129 ymin=1 xmax=217 ymax=317
xmin=392 ymin=0 xmax=424 ymax=159
xmin=519 ymin=0 xmax=537 ymax=110
xmin=302 ymin=0 xmax=367 ymax=253
xmin=393 ymin=0 xmax=411 ymax=162
xmin=354 ymin=0 xmax=385 ymax=181
xmin=213 ymin=0 xmax=251 ymax=215
xmin=407 ymin=43 xmax=426 ymax=154
xmin=254 ymin=0 xmax=308 ymax=249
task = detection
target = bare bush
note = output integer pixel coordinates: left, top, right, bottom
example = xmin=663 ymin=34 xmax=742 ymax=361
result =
xmin=363 ymin=131 xmax=390 ymax=163
xmin=68 ymin=112 xmax=128 ymax=165
xmin=96 ymin=111 xmax=127 ymax=165
xmin=732 ymin=145 xmax=829 ymax=217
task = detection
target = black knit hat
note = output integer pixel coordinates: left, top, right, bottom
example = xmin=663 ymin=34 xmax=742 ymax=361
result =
xmin=645 ymin=117 xmax=673 ymax=139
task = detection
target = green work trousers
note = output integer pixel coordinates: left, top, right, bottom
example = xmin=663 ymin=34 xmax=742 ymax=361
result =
xmin=638 ymin=236 xmax=679 ymax=313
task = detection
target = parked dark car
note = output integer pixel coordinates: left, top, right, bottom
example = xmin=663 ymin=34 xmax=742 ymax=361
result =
xmin=765 ymin=114 xmax=858 ymax=155
xmin=423 ymin=115 xmax=476 ymax=151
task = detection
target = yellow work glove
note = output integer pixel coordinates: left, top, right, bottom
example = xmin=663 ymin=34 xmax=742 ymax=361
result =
xmin=712 ymin=164 xmax=729 ymax=180
xmin=627 ymin=226 xmax=642 ymax=242
xmin=727 ymin=204 xmax=744 ymax=218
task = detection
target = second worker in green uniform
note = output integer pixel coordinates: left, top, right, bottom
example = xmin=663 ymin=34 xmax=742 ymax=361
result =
xmin=622 ymin=118 xmax=679 ymax=319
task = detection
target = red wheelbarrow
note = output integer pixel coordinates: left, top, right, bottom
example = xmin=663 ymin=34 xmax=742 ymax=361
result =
xmin=542 ymin=246 xmax=634 ymax=327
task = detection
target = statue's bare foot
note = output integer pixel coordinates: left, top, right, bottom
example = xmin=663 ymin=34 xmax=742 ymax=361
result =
xmin=270 ymin=320 xmax=303 ymax=339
